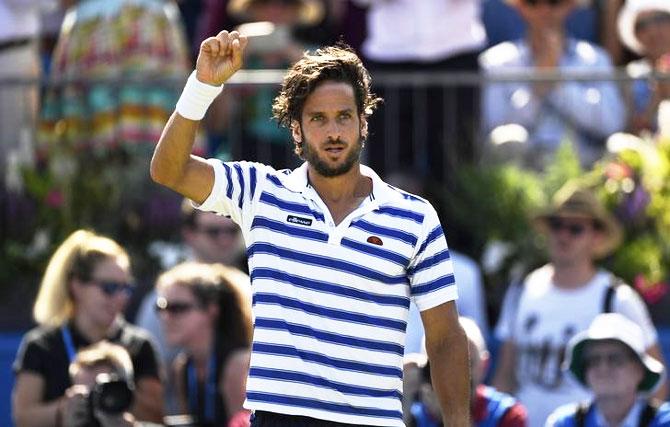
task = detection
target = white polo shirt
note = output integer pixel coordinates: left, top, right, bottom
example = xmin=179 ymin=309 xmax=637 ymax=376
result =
xmin=197 ymin=160 xmax=458 ymax=426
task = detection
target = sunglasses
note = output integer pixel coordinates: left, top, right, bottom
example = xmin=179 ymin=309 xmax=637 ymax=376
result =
xmin=88 ymin=280 xmax=135 ymax=297
xmin=154 ymin=296 xmax=198 ymax=315
xmin=196 ymin=225 xmax=239 ymax=239
xmin=547 ymin=217 xmax=592 ymax=236
xmin=584 ymin=350 xmax=634 ymax=370
xmin=635 ymin=12 xmax=670 ymax=34
xmin=523 ymin=0 xmax=566 ymax=6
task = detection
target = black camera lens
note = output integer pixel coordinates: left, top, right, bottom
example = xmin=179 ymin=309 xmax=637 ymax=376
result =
xmin=90 ymin=373 xmax=134 ymax=415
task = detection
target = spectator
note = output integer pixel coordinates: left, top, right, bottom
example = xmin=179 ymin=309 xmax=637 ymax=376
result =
xmin=155 ymin=262 xmax=252 ymax=426
xmin=12 ymin=229 xmax=163 ymax=426
xmin=618 ymin=0 xmax=670 ymax=134
xmin=135 ymin=199 xmax=245 ymax=414
xmin=480 ymin=0 xmax=626 ymax=169
xmin=355 ymin=0 xmax=487 ymax=182
xmin=0 ymin=0 xmax=56 ymax=183
xmin=65 ymin=341 xmax=139 ymax=427
xmin=407 ymin=317 xmax=528 ymax=427
xmin=492 ymin=184 xmax=666 ymax=427
xmin=547 ymin=313 xmax=670 ymax=427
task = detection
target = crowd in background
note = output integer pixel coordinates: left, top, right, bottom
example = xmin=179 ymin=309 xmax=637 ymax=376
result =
xmin=3 ymin=0 xmax=670 ymax=426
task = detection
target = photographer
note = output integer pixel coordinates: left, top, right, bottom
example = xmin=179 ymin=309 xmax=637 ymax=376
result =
xmin=63 ymin=341 xmax=138 ymax=427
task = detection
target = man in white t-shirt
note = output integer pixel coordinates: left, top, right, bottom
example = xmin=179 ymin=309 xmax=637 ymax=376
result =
xmin=492 ymin=184 xmax=667 ymax=427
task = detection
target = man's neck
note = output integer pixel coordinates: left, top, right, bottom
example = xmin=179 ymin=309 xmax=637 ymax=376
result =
xmin=596 ymin=395 xmax=637 ymax=427
xmin=307 ymin=164 xmax=372 ymax=225
xmin=551 ymin=262 xmax=597 ymax=289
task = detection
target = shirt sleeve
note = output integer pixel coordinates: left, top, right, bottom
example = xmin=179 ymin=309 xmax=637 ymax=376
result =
xmin=612 ymin=284 xmax=658 ymax=348
xmin=407 ymin=204 xmax=457 ymax=311
xmin=12 ymin=332 xmax=49 ymax=377
xmin=196 ymin=160 xmax=271 ymax=230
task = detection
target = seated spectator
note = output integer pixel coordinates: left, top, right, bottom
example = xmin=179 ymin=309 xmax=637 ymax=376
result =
xmin=407 ymin=317 xmax=527 ymax=427
xmin=618 ymin=0 xmax=670 ymax=134
xmin=155 ymin=262 xmax=252 ymax=426
xmin=547 ymin=313 xmax=670 ymax=427
xmin=480 ymin=0 xmax=626 ymax=169
xmin=65 ymin=341 xmax=138 ymax=427
xmin=12 ymin=229 xmax=163 ymax=426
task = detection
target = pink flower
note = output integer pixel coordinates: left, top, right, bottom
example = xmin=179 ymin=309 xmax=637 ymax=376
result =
xmin=634 ymin=274 xmax=669 ymax=305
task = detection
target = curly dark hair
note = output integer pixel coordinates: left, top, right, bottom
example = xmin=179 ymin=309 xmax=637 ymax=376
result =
xmin=272 ymin=44 xmax=382 ymax=152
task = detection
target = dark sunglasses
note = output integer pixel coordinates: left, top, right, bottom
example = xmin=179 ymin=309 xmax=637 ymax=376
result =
xmin=584 ymin=351 xmax=634 ymax=370
xmin=154 ymin=296 xmax=198 ymax=315
xmin=547 ymin=217 xmax=591 ymax=236
xmin=88 ymin=280 xmax=135 ymax=297
xmin=523 ymin=0 xmax=566 ymax=6
xmin=635 ymin=12 xmax=670 ymax=34
xmin=196 ymin=225 xmax=239 ymax=239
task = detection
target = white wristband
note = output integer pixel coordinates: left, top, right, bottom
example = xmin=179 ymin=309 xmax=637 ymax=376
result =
xmin=175 ymin=71 xmax=224 ymax=121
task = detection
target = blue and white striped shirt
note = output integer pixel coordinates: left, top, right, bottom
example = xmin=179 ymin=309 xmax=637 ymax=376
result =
xmin=197 ymin=160 xmax=458 ymax=426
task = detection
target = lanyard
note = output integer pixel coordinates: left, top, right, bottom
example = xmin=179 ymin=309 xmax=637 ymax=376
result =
xmin=60 ymin=326 xmax=77 ymax=364
xmin=187 ymin=353 xmax=217 ymax=423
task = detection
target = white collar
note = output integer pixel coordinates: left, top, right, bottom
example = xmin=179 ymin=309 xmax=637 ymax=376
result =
xmin=280 ymin=162 xmax=397 ymax=204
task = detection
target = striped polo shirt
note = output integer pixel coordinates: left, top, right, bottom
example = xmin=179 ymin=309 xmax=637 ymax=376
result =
xmin=197 ymin=160 xmax=457 ymax=426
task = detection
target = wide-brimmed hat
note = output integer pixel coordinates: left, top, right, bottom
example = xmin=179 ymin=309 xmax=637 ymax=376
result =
xmin=228 ymin=0 xmax=324 ymax=26
xmin=532 ymin=185 xmax=623 ymax=258
xmin=564 ymin=313 xmax=665 ymax=393
xmin=618 ymin=0 xmax=670 ymax=55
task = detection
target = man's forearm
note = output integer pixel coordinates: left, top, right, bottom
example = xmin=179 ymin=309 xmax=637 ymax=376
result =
xmin=150 ymin=112 xmax=200 ymax=187
xmin=426 ymin=324 xmax=470 ymax=427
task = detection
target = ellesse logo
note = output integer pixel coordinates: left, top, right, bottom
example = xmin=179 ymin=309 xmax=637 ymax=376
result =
xmin=367 ymin=236 xmax=383 ymax=246
xmin=287 ymin=215 xmax=312 ymax=226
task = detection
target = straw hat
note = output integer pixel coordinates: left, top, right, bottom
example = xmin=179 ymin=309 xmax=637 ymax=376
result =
xmin=228 ymin=0 xmax=324 ymax=26
xmin=564 ymin=313 xmax=665 ymax=393
xmin=618 ymin=0 xmax=670 ymax=55
xmin=532 ymin=185 xmax=623 ymax=258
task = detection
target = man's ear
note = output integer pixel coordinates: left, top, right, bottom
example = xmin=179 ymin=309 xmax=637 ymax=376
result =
xmin=360 ymin=116 xmax=368 ymax=140
xmin=291 ymin=120 xmax=302 ymax=143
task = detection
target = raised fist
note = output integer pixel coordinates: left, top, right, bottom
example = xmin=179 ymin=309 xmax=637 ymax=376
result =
xmin=196 ymin=30 xmax=249 ymax=86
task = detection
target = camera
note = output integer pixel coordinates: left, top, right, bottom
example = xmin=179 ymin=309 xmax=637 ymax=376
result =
xmin=83 ymin=373 xmax=135 ymax=427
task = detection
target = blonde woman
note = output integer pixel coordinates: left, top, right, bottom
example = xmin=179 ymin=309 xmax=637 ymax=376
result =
xmin=12 ymin=229 xmax=164 ymax=426
xmin=155 ymin=262 xmax=252 ymax=426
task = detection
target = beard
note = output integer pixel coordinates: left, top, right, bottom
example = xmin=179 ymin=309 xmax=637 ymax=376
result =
xmin=301 ymin=134 xmax=364 ymax=178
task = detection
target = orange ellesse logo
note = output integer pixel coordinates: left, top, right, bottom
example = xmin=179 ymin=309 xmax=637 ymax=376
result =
xmin=367 ymin=236 xmax=383 ymax=246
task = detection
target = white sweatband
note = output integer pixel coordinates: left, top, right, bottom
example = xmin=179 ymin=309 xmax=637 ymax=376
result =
xmin=175 ymin=71 xmax=224 ymax=121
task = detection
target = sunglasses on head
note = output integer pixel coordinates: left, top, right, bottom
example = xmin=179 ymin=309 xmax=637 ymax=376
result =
xmin=523 ymin=0 xmax=567 ymax=6
xmin=88 ymin=280 xmax=135 ymax=297
xmin=154 ymin=296 xmax=198 ymax=315
xmin=547 ymin=216 xmax=592 ymax=236
xmin=196 ymin=225 xmax=239 ymax=239
xmin=635 ymin=12 xmax=670 ymax=34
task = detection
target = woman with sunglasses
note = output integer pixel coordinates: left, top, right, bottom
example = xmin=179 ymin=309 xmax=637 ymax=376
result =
xmin=12 ymin=229 xmax=164 ymax=426
xmin=155 ymin=261 xmax=252 ymax=426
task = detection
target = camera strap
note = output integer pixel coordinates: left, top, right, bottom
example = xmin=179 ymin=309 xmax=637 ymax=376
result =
xmin=187 ymin=352 xmax=218 ymax=423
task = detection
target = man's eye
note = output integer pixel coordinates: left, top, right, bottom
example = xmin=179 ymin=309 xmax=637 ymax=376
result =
xmin=311 ymin=115 xmax=323 ymax=121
